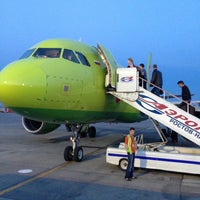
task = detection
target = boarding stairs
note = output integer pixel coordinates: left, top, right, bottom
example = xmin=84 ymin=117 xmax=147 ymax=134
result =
xmin=108 ymin=68 xmax=200 ymax=146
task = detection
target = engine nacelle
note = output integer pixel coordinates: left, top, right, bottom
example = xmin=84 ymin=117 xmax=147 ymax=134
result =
xmin=22 ymin=117 xmax=60 ymax=134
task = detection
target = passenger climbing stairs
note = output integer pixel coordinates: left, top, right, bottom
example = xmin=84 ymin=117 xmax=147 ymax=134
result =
xmin=108 ymin=68 xmax=200 ymax=146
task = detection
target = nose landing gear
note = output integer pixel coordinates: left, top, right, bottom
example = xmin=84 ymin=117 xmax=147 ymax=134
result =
xmin=64 ymin=124 xmax=97 ymax=162
xmin=64 ymin=126 xmax=84 ymax=162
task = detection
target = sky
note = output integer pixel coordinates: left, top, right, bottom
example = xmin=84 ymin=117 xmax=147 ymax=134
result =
xmin=0 ymin=0 xmax=200 ymax=98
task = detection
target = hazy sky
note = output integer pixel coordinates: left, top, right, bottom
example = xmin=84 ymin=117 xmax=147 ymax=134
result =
xmin=1 ymin=0 xmax=200 ymax=96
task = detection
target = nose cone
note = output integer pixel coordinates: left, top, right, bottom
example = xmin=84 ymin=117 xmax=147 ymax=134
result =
xmin=0 ymin=60 xmax=46 ymax=111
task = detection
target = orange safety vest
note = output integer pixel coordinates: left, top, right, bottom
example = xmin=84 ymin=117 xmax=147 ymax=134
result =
xmin=125 ymin=134 xmax=136 ymax=154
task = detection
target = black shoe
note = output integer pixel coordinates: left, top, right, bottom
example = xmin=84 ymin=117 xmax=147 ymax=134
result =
xmin=125 ymin=178 xmax=132 ymax=181
xmin=106 ymin=84 xmax=116 ymax=91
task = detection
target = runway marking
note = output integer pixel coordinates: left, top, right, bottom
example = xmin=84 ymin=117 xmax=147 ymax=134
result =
xmin=18 ymin=169 xmax=33 ymax=174
xmin=0 ymin=162 xmax=69 ymax=196
xmin=0 ymin=145 xmax=111 ymax=196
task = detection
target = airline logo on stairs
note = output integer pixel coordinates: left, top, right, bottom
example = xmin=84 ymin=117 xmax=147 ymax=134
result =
xmin=136 ymin=94 xmax=200 ymax=144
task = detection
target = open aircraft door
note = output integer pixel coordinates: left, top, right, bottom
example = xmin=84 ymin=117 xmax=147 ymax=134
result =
xmin=97 ymin=44 xmax=117 ymax=88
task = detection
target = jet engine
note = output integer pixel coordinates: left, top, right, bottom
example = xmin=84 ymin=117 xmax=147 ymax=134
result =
xmin=22 ymin=117 xmax=60 ymax=134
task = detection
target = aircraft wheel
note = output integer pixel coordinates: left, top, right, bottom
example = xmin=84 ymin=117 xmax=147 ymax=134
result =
xmin=119 ymin=159 xmax=128 ymax=171
xmin=74 ymin=146 xmax=84 ymax=162
xmin=88 ymin=126 xmax=96 ymax=138
xmin=64 ymin=146 xmax=73 ymax=161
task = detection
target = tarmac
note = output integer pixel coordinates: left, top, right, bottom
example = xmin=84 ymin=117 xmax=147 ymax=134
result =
xmin=0 ymin=113 xmax=200 ymax=200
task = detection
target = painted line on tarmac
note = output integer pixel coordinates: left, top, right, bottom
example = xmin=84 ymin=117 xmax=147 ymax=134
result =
xmin=0 ymin=136 xmax=123 ymax=196
xmin=0 ymin=162 xmax=69 ymax=196
xmin=0 ymin=146 xmax=110 ymax=196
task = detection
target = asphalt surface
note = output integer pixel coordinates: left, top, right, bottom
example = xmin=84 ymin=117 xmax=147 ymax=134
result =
xmin=0 ymin=113 xmax=200 ymax=200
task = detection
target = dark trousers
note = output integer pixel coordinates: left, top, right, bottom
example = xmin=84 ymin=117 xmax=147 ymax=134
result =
xmin=151 ymin=87 xmax=161 ymax=96
xmin=178 ymin=102 xmax=188 ymax=111
xmin=178 ymin=101 xmax=195 ymax=115
xmin=125 ymin=153 xmax=135 ymax=178
xmin=171 ymin=130 xmax=178 ymax=143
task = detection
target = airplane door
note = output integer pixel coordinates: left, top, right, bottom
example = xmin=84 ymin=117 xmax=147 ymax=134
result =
xmin=97 ymin=44 xmax=117 ymax=88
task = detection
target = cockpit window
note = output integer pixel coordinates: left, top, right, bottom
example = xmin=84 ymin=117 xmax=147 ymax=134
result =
xmin=76 ymin=52 xmax=90 ymax=66
xmin=19 ymin=49 xmax=35 ymax=59
xmin=33 ymin=48 xmax=61 ymax=58
xmin=63 ymin=49 xmax=80 ymax=63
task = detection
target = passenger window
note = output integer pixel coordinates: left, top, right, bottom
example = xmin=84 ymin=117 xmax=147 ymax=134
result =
xmin=33 ymin=48 xmax=61 ymax=58
xmin=76 ymin=52 xmax=90 ymax=66
xmin=19 ymin=49 xmax=35 ymax=59
xmin=63 ymin=49 xmax=80 ymax=63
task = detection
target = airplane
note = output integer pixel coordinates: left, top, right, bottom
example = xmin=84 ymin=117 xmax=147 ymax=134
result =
xmin=0 ymin=39 xmax=147 ymax=161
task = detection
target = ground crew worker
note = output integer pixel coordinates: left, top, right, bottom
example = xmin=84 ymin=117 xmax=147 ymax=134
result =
xmin=124 ymin=127 xmax=137 ymax=181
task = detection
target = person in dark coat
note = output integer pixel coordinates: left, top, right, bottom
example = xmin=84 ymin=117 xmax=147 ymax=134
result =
xmin=171 ymin=81 xmax=192 ymax=144
xmin=150 ymin=64 xmax=163 ymax=96
xmin=139 ymin=63 xmax=147 ymax=89
xmin=177 ymin=80 xmax=191 ymax=110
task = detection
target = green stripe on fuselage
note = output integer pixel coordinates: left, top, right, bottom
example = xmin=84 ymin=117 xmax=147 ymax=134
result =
xmin=10 ymin=106 xmax=146 ymax=124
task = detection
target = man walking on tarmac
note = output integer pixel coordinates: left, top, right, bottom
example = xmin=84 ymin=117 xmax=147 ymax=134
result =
xmin=124 ymin=127 xmax=137 ymax=181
